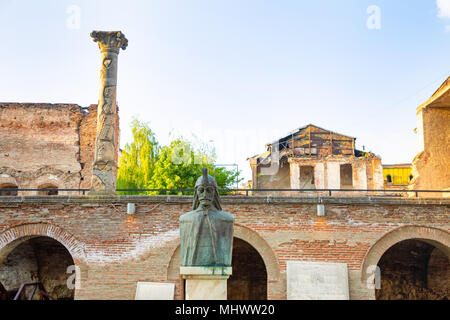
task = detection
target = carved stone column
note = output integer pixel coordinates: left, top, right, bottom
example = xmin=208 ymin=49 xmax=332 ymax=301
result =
xmin=89 ymin=31 xmax=128 ymax=195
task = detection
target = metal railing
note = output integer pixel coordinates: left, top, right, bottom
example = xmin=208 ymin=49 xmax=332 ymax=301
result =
xmin=13 ymin=282 xmax=54 ymax=300
xmin=0 ymin=188 xmax=449 ymax=197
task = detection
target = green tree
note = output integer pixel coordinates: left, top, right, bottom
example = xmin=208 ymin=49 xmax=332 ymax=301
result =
xmin=117 ymin=119 xmax=159 ymax=193
xmin=117 ymin=119 xmax=240 ymax=195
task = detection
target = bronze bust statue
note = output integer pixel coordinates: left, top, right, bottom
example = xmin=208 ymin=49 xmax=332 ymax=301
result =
xmin=179 ymin=168 xmax=234 ymax=266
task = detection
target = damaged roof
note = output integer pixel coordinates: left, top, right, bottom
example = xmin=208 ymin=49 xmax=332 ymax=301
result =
xmin=266 ymin=123 xmax=356 ymax=147
xmin=418 ymin=76 xmax=450 ymax=110
xmin=248 ymin=124 xmax=379 ymax=163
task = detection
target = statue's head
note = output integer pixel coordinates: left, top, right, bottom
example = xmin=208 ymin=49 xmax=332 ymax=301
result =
xmin=192 ymin=168 xmax=222 ymax=211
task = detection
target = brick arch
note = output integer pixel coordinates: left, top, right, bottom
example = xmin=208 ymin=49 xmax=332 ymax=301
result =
xmin=233 ymin=224 xmax=281 ymax=282
xmin=34 ymin=176 xmax=65 ymax=194
xmin=0 ymin=175 xmax=18 ymax=188
xmin=167 ymin=244 xmax=181 ymax=281
xmin=361 ymin=225 xmax=450 ymax=283
xmin=0 ymin=223 xmax=85 ymax=265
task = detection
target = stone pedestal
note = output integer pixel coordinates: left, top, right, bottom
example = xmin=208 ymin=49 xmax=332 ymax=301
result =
xmin=180 ymin=266 xmax=232 ymax=300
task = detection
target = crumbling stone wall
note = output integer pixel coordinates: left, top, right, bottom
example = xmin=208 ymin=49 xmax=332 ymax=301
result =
xmin=256 ymin=159 xmax=291 ymax=190
xmin=0 ymin=103 xmax=118 ymax=193
xmin=288 ymin=155 xmax=383 ymax=196
xmin=79 ymin=105 xmax=98 ymax=190
xmin=410 ymin=107 xmax=450 ymax=196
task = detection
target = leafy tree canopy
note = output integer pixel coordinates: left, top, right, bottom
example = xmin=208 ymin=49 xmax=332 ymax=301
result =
xmin=117 ymin=118 xmax=241 ymax=195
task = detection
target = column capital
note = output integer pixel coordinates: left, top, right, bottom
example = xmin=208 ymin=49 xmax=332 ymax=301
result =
xmin=91 ymin=30 xmax=128 ymax=53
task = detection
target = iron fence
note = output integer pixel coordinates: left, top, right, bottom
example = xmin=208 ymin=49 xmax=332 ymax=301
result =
xmin=0 ymin=188 xmax=449 ymax=197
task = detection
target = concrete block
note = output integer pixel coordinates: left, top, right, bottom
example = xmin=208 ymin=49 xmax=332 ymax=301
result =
xmin=135 ymin=282 xmax=175 ymax=300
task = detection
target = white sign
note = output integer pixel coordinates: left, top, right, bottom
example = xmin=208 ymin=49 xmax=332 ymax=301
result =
xmin=135 ymin=282 xmax=175 ymax=300
xmin=287 ymin=261 xmax=349 ymax=300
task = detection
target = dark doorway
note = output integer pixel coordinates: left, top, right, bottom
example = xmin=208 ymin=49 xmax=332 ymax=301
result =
xmin=340 ymin=164 xmax=353 ymax=187
xmin=0 ymin=236 xmax=75 ymax=300
xmin=227 ymin=238 xmax=267 ymax=300
xmin=37 ymin=184 xmax=58 ymax=195
xmin=0 ymin=184 xmax=18 ymax=196
xmin=376 ymin=239 xmax=449 ymax=300
xmin=299 ymin=166 xmax=315 ymax=189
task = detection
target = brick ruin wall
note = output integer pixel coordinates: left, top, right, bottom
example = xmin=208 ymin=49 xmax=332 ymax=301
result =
xmin=0 ymin=103 xmax=119 ymax=192
xmin=0 ymin=196 xmax=448 ymax=300
xmin=410 ymin=107 xmax=450 ymax=196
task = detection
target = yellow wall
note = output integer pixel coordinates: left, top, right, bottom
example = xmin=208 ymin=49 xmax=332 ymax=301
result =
xmin=383 ymin=167 xmax=412 ymax=185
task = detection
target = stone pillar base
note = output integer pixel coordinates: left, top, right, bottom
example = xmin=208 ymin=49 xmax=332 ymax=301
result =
xmin=180 ymin=266 xmax=232 ymax=300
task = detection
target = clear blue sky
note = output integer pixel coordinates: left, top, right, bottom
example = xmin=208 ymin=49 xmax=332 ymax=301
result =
xmin=1 ymin=0 xmax=450 ymax=182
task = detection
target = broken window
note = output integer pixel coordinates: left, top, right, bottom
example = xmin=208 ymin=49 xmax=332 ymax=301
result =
xmin=0 ymin=184 xmax=18 ymax=196
xmin=299 ymin=166 xmax=315 ymax=189
xmin=386 ymin=175 xmax=392 ymax=183
xmin=340 ymin=164 xmax=353 ymax=188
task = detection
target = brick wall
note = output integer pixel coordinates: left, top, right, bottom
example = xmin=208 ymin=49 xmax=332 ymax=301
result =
xmin=0 ymin=103 xmax=119 ymax=193
xmin=0 ymin=195 xmax=448 ymax=300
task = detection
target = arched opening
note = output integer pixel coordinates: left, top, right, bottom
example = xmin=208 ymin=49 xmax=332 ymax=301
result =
xmin=0 ymin=184 xmax=18 ymax=196
xmin=227 ymin=238 xmax=267 ymax=300
xmin=167 ymin=225 xmax=280 ymax=300
xmin=0 ymin=236 xmax=75 ymax=300
xmin=376 ymin=239 xmax=449 ymax=300
xmin=37 ymin=184 xmax=58 ymax=195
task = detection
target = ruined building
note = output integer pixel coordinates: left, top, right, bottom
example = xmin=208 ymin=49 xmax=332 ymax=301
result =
xmin=0 ymin=103 xmax=119 ymax=195
xmin=248 ymin=124 xmax=384 ymax=194
xmin=409 ymin=77 xmax=450 ymax=197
